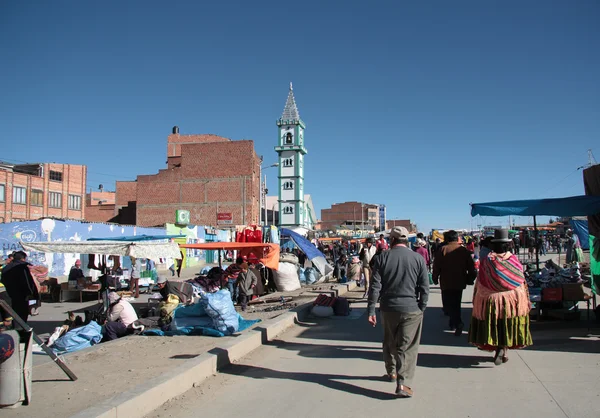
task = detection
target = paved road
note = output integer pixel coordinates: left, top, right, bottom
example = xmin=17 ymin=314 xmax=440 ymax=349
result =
xmin=147 ymin=287 xmax=599 ymax=418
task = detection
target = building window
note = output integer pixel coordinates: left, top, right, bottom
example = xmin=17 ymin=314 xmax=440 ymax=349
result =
xmin=49 ymin=192 xmax=62 ymax=208
xmin=285 ymin=132 xmax=293 ymax=144
xmin=0 ymin=184 xmax=4 ymax=202
xmin=283 ymin=158 xmax=294 ymax=167
xmin=49 ymin=170 xmax=63 ymax=182
xmin=68 ymin=194 xmax=81 ymax=210
xmin=283 ymin=206 xmax=294 ymax=214
xmin=283 ymin=181 xmax=294 ymax=190
xmin=12 ymin=186 xmax=26 ymax=204
xmin=31 ymin=190 xmax=43 ymax=206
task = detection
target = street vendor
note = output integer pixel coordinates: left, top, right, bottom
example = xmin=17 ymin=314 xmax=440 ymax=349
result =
xmin=68 ymin=259 xmax=85 ymax=288
xmin=156 ymin=276 xmax=173 ymax=301
xmin=104 ymin=291 xmax=138 ymax=341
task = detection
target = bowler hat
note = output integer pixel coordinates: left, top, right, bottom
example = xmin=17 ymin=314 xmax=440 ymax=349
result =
xmin=491 ymin=228 xmax=511 ymax=243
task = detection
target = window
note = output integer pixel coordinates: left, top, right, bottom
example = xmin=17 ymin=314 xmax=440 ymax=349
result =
xmin=283 ymin=181 xmax=294 ymax=190
xmin=283 ymin=206 xmax=294 ymax=214
xmin=0 ymin=184 xmax=4 ymax=202
xmin=68 ymin=194 xmax=81 ymax=210
xmin=49 ymin=192 xmax=62 ymax=208
xmin=49 ymin=170 xmax=63 ymax=182
xmin=31 ymin=190 xmax=43 ymax=206
xmin=12 ymin=186 xmax=26 ymax=204
xmin=285 ymin=132 xmax=293 ymax=144
xmin=283 ymin=158 xmax=294 ymax=167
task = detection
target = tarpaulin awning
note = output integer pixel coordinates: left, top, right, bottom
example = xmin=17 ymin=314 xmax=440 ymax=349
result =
xmin=471 ymin=195 xmax=600 ymax=217
xmin=571 ymin=219 xmax=590 ymax=251
xmin=281 ymin=228 xmax=333 ymax=276
xmin=87 ymin=234 xmax=185 ymax=242
xmin=179 ymin=242 xmax=280 ymax=270
xmin=20 ymin=241 xmax=182 ymax=261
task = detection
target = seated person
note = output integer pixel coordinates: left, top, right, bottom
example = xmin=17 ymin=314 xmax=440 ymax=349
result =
xmin=68 ymin=259 xmax=85 ymax=288
xmin=156 ymin=276 xmax=172 ymax=301
xmin=103 ymin=292 xmax=138 ymax=341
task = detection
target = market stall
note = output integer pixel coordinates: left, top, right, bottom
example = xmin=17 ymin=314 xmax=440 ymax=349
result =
xmin=471 ymin=195 xmax=600 ymax=329
xmin=20 ymin=240 xmax=182 ymax=301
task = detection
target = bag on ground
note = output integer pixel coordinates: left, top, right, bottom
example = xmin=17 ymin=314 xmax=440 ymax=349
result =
xmin=273 ymin=262 xmax=301 ymax=292
xmin=200 ymin=289 xmax=239 ymax=334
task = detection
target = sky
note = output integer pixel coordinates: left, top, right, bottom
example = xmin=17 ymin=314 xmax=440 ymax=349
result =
xmin=1 ymin=1 xmax=599 ymax=232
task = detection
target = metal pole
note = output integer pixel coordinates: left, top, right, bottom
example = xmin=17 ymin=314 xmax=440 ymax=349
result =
xmin=534 ymin=215 xmax=540 ymax=271
xmin=259 ymin=165 xmax=263 ymax=225
xmin=263 ymin=174 xmax=267 ymax=227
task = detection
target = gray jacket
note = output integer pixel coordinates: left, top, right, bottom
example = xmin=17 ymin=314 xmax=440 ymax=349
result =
xmin=367 ymin=245 xmax=429 ymax=315
xmin=236 ymin=269 xmax=258 ymax=297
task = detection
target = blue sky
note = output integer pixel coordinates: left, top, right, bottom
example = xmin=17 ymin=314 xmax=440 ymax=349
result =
xmin=1 ymin=1 xmax=598 ymax=232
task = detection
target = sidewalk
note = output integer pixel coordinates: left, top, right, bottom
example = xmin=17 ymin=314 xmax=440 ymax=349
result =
xmin=1 ymin=276 xmax=349 ymax=417
xmin=147 ymin=287 xmax=600 ymax=418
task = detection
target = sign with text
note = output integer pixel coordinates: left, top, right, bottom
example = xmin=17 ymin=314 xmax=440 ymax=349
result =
xmin=217 ymin=213 xmax=233 ymax=225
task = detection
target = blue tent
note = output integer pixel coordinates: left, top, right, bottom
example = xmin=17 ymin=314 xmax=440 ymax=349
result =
xmin=570 ymin=219 xmax=590 ymax=250
xmin=471 ymin=195 xmax=600 ymax=218
xmin=280 ymin=228 xmax=333 ymax=276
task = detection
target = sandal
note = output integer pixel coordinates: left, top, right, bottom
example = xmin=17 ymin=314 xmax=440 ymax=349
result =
xmin=395 ymin=384 xmax=413 ymax=398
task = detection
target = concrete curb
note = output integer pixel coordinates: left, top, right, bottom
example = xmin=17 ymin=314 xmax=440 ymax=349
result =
xmin=70 ymin=282 xmax=358 ymax=418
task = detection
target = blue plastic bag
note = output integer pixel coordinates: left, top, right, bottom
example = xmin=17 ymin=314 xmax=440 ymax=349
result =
xmin=53 ymin=321 xmax=102 ymax=354
xmin=173 ymin=302 xmax=207 ymax=318
xmin=200 ymin=289 xmax=239 ymax=335
xmin=305 ymin=267 xmax=317 ymax=284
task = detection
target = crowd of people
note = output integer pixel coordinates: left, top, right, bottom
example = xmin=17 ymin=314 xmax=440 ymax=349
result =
xmin=363 ymin=227 xmax=536 ymax=399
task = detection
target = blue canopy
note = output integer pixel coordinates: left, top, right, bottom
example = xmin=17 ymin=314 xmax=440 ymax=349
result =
xmin=87 ymin=234 xmax=185 ymax=242
xmin=570 ymin=219 xmax=590 ymax=250
xmin=470 ymin=195 xmax=600 ymax=218
xmin=281 ymin=228 xmax=333 ymax=276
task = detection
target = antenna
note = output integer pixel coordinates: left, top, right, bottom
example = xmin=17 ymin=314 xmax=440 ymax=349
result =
xmin=587 ymin=149 xmax=597 ymax=168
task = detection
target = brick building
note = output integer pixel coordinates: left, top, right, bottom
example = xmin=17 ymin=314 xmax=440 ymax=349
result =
xmin=84 ymin=189 xmax=117 ymax=223
xmin=320 ymin=201 xmax=380 ymax=232
xmin=386 ymin=219 xmax=417 ymax=232
xmin=113 ymin=127 xmax=261 ymax=227
xmin=0 ymin=161 xmax=86 ymax=223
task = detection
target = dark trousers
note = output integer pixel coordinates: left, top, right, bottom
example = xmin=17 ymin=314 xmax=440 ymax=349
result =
xmin=104 ymin=321 xmax=128 ymax=341
xmin=441 ymin=289 xmax=463 ymax=328
xmin=239 ymin=294 xmax=249 ymax=311
xmin=381 ymin=311 xmax=423 ymax=386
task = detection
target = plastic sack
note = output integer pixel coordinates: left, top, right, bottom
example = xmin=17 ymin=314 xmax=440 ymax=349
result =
xmin=299 ymin=267 xmax=307 ymax=284
xmin=311 ymin=305 xmax=334 ymax=317
xmin=173 ymin=302 xmax=207 ymax=318
xmin=274 ymin=262 xmax=301 ymax=292
xmin=304 ymin=267 xmax=318 ymax=285
xmin=52 ymin=321 xmax=102 ymax=354
xmin=200 ymin=289 xmax=239 ymax=335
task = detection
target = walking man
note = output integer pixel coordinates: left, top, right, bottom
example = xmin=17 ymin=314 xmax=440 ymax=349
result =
xmin=360 ymin=237 xmax=377 ymax=298
xmin=432 ymin=230 xmax=477 ymax=336
xmin=367 ymin=226 xmax=429 ymax=398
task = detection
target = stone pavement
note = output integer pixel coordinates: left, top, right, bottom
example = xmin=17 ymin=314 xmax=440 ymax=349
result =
xmin=147 ymin=287 xmax=600 ymax=418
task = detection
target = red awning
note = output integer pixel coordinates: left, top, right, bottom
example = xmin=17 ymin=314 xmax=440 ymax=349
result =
xmin=179 ymin=242 xmax=280 ymax=270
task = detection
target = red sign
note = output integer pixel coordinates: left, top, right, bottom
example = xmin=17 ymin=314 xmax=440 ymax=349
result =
xmin=217 ymin=213 xmax=233 ymax=224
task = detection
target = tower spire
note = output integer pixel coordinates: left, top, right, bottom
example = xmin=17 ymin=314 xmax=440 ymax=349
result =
xmin=280 ymin=82 xmax=300 ymax=121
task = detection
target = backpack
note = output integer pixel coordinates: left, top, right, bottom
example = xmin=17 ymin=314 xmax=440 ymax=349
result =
xmin=333 ymin=297 xmax=351 ymax=316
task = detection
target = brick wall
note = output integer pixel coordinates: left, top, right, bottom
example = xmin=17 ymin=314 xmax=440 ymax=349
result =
xmin=167 ymin=133 xmax=230 ymax=160
xmin=87 ymin=191 xmax=116 ymax=206
xmin=85 ymin=204 xmax=117 ymax=223
xmin=134 ymin=140 xmax=260 ymax=227
xmin=320 ymin=201 xmax=377 ymax=230
xmin=115 ymin=181 xmax=137 ymax=207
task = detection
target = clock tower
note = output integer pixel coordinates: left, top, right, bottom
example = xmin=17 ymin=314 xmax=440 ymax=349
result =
xmin=275 ymin=83 xmax=308 ymax=228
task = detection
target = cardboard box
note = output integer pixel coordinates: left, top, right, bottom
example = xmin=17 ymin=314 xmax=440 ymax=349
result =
xmin=542 ymin=287 xmax=563 ymax=302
